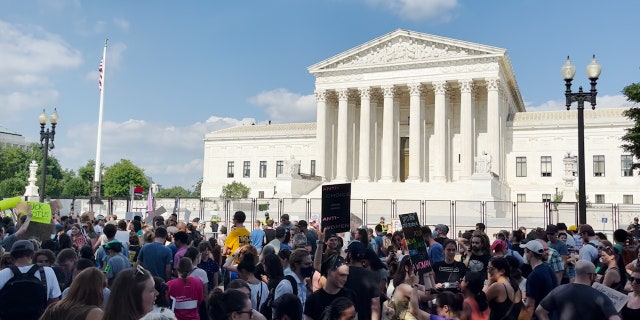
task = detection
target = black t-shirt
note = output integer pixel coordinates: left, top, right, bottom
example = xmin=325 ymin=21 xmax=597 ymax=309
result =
xmin=539 ymin=283 xmax=616 ymax=320
xmin=304 ymin=287 xmax=357 ymax=320
xmin=468 ymin=252 xmax=491 ymax=279
xmin=433 ymin=260 xmax=467 ymax=284
xmin=264 ymin=229 xmax=276 ymax=244
xmin=344 ymin=266 xmax=381 ymax=320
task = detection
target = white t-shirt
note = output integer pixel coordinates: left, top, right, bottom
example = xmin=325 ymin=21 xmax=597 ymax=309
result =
xmin=0 ymin=264 xmax=61 ymax=300
xmin=248 ymin=281 xmax=269 ymax=310
xmin=189 ymin=267 xmax=208 ymax=288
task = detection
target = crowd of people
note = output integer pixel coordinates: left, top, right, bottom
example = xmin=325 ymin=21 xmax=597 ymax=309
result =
xmin=1 ymin=209 xmax=640 ymax=320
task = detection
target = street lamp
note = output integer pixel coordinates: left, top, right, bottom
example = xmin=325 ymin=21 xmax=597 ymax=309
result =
xmin=39 ymin=108 xmax=59 ymax=202
xmin=562 ymin=55 xmax=601 ymax=225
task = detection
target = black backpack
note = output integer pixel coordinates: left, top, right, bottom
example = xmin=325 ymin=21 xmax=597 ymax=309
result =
xmin=259 ymin=276 xmax=298 ymax=319
xmin=0 ymin=264 xmax=48 ymax=320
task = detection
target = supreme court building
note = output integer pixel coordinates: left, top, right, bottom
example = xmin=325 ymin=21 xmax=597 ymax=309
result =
xmin=202 ymin=30 xmax=636 ymax=204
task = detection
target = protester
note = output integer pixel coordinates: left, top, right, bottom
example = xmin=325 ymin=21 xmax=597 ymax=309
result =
xmin=460 ymin=271 xmax=489 ymax=320
xmin=137 ymin=227 xmax=173 ymax=281
xmin=520 ymin=240 xmax=557 ymax=319
xmin=39 ymin=267 xmax=104 ymax=320
xmin=484 ymin=257 xmax=523 ymax=320
xmin=621 ymin=266 xmax=640 ymax=319
xmin=168 ymin=257 xmax=204 ymax=320
xmin=103 ymin=266 xmax=158 ymax=320
xmin=304 ymin=255 xmax=356 ymax=320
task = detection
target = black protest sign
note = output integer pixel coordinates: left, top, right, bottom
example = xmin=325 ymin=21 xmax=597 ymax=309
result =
xmin=399 ymin=212 xmax=432 ymax=272
xmin=321 ymin=183 xmax=351 ymax=233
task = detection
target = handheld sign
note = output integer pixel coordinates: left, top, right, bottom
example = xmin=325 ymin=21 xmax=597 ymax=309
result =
xmin=321 ymin=183 xmax=351 ymax=233
xmin=592 ymin=282 xmax=629 ymax=312
xmin=27 ymin=202 xmax=52 ymax=224
xmin=399 ymin=212 xmax=432 ymax=273
xmin=0 ymin=196 xmax=22 ymax=211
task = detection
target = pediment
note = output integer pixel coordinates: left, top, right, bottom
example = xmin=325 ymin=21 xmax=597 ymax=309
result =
xmin=308 ymin=29 xmax=506 ymax=73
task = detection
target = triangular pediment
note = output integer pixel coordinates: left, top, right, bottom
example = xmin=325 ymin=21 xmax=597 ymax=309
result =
xmin=309 ymin=29 xmax=506 ymax=73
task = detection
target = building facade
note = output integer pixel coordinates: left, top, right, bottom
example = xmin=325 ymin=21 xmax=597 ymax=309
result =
xmin=201 ymin=30 xmax=636 ymax=204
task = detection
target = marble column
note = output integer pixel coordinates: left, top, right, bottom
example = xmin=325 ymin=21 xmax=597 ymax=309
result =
xmin=380 ymin=85 xmax=396 ymax=182
xmin=315 ymin=90 xmax=329 ymax=181
xmin=433 ymin=81 xmax=448 ymax=182
xmin=335 ymin=88 xmax=349 ymax=181
xmin=486 ymin=78 xmax=500 ymax=175
xmin=357 ymin=87 xmax=372 ymax=181
xmin=459 ymin=79 xmax=474 ymax=179
xmin=407 ymin=83 xmax=423 ymax=182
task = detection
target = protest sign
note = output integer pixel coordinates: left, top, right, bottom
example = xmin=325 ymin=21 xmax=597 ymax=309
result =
xmin=27 ymin=202 xmax=52 ymax=224
xmin=321 ymin=183 xmax=351 ymax=233
xmin=592 ymin=282 xmax=629 ymax=312
xmin=399 ymin=212 xmax=431 ymax=273
xmin=0 ymin=196 xmax=22 ymax=211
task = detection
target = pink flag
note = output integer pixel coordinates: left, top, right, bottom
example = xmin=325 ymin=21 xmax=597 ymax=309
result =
xmin=146 ymin=188 xmax=155 ymax=214
xmin=98 ymin=59 xmax=104 ymax=91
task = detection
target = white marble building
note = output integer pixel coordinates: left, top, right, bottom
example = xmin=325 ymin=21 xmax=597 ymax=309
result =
xmin=202 ymin=30 xmax=636 ymax=204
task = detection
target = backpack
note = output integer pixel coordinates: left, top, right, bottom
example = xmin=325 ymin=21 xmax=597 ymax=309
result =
xmin=0 ymin=264 xmax=48 ymax=320
xmin=259 ymin=276 xmax=298 ymax=319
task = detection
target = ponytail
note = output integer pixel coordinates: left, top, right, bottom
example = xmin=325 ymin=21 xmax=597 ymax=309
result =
xmin=178 ymin=257 xmax=193 ymax=282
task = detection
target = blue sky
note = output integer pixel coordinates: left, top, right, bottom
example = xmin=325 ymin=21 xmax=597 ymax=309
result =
xmin=1 ymin=0 xmax=638 ymax=190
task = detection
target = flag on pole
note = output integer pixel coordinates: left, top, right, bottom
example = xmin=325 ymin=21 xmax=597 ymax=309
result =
xmin=98 ymin=59 xmax=104 ymax=91
xmin=173 ymin=197 xmax=180 ymax=215
xmin=146 ymin=188 xmax=155 ymax=214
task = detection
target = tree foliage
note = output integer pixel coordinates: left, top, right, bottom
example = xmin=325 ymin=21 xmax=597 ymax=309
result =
xmin=102 ymin=159 xmax=148 ymax=197
xmin=156 ymin=186 xmax=192 ymax=198
xmin=192 ymin=178 xmax=202 ymax=198
xmin=221 ymin=181 xmax=250 ymax=199
xmin=621 ymin=83 xmax=640 ymax=168
xmin=0 ymin=177 xmax=27 ymax=197
xmin=62 ymin=177 xmax=91 ymax=197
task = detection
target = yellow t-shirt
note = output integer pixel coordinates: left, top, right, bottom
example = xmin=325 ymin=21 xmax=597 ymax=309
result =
xmin=225 ymin=227 xmax=251 ymax=257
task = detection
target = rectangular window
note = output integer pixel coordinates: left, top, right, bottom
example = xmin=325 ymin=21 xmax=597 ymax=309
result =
xmin=542 ymin=194 xmax=552 ymax=203
xmin=593 ymin=155 xmax=605 ymax=177
xmin=258 ymin=191 xmax=265 ymax=199
xmin=276 ymin=161 xmax=284 ymax=177
xmin=310 ymin=160 xmax=316 ymax=176
xmin=623 ymin=195 xmax=634 ymax=204
xmin=541 ymin=156 xmax=552 ymax=177
xmin=243 ymin=161 xmax=250 ymax=178
xmin=516 ymin=157 xmax=527 ymax=177
xmin=227 ymin=161 xmax=234 ymax=178
xmin=595 ymin=194 xmax=605 ymax=204
xmin=259 ymin=161 xmax=267 ymax=178
xmin=517 ymin=194 xmax=526 ymax=202
xmin=622 ymin=155 xmax=634 ymax=177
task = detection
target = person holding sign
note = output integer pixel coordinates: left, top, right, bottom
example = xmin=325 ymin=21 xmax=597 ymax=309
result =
xmin=535 ymin=260 xmax=620 ymax=320
xmin=0 ymin=211 xmax=33 ymax=252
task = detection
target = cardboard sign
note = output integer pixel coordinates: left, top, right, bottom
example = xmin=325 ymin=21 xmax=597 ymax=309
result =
xmin=27 ymin=202 xmax=52 ymax=224
xmin=321 ymin=183 xmax=351 ymax=233
xmin=399 ymin=212 xmax=431 ymax=272
xmin=592 ymin=282 xmax=629 ymax=312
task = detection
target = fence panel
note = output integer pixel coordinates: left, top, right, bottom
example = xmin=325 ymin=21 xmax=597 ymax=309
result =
xmin=616 ymin=204 xmax=640 ymax=231
xmin=485 ymin=201 xmax=515 ymax=237
xmin=587 ymin=204 xmax=615 ymax=235
xmin=364 ymin=199 xmax=394 ymax=227
xmin=424 ymin=200 xmax=453 ymax=235
xmin=395 ymin=200 xmax=422 ymax=224
xmin=514 ymin=202 xmax=546 ymax=232
xmin=281 ymin=198 xmax=309 ymax=222
xmin=452 ymin=201 xmax=481 ymax=237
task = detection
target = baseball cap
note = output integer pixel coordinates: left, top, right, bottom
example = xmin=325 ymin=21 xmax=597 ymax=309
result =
xmin=567 ymin=225 xmax=578 ymax=232
xmin=103 ymin=239 xmax=123 ymax=252
xmin=435 ymin=224 xmax=449 ymax=235
xmin=11 ymin=240 xmax=34 ymax=253
xmin=96 ymin=215 xmax=105 ymax=221
xmin=346 ymin=240 xmax=367 ymax=260
xmin=520 ymin=241 xmax=544 ymax=255
xmin=491 ymin=240 xmax=507 ymax=252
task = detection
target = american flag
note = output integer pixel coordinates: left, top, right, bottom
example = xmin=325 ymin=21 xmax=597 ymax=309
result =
xmin=98 ymin=59 xmax=104 ymax=91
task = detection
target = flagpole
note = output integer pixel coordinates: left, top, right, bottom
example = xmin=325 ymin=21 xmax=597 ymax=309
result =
xmin=91 ymin=39 xmax=108 ymax=206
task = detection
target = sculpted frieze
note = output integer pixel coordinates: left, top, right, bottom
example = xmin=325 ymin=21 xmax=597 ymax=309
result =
xmin=328 ymin=36 xmax=478 ymax=68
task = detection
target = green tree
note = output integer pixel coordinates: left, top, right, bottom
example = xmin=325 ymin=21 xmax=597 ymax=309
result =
xmin=220 ymin=181 xmax=250 ymax=199
xmin=78 ymin=160 xmax=97 ymax=184
xmin=0 ymin=177 xmax=26 ymax=197
xmin=191 ymin=178 xmax=202 ymax=197
xmin=621 ymin=83 xmax=640 ymax=168
xmin=102 ymin=159 xmax=148 ymax=197
xmin=62 ymin=177 xmax=91 ymax=196
xmin=156 ymin=186 xmax=192 ymax=198
xmin=0 ymin=144 xmax=68 ymax=198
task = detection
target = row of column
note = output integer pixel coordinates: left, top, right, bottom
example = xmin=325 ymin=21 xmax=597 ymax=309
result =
xmin=315 ymin=78 xmax=503 ymax=183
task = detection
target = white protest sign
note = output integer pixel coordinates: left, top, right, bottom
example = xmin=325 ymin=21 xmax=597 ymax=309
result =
xmin=592 ymin=282 xmax=629 ymax=312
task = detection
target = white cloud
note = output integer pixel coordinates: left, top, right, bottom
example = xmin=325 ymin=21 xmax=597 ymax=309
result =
xmin=249 ymin=88 xmax=316 ymax=123
xmin=0 ymin=20 xmax=82 ymax=121
xmin=84 ymin=41 xmax=127 ymax=84
xmin=525 ymin=94 xmax=634 ymax=112
xmin=113 ymin=18 xmax=130 ymax=32
xmin=365 ymin=0 xmax=458 ymax=21
xmin=56 ymin=115 xmax=257 ymax=188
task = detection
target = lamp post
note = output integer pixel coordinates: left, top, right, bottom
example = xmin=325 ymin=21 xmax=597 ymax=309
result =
xmin=38 ymin=108 xmax=59 ymax=202
xmin=562 ymin=55 xmax=601 ymax=225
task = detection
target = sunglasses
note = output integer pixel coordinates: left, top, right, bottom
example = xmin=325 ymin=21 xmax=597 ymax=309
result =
xmin=630 ymin=277 xmax=640 ymax=284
